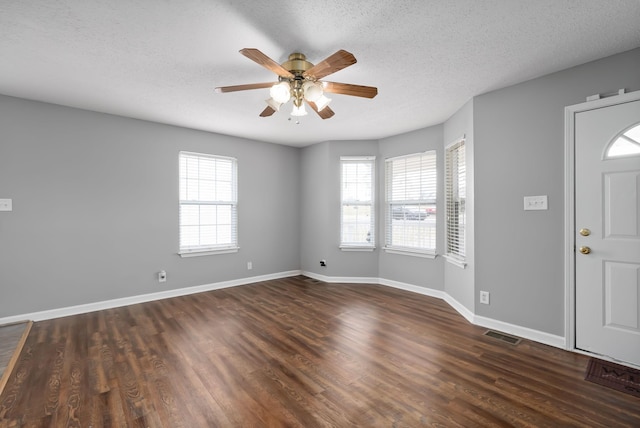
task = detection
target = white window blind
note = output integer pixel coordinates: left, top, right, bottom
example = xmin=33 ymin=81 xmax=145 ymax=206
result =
xmin=179 ymin=152 xmax=238 ymax=256
xmin=445 ymin=139 xmax=466 ymax=262
xmin=385 ymin=151 xmax=437 ymax=254
xmin=340 ymin=156 xmax=375 ymax=248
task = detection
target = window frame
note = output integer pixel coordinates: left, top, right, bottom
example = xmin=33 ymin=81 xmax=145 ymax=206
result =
xmin=178 ymin=151 xmax=238 ymax=257
xmin=444 ymin=138 xmax=466 ymax=267
xmin=384 ymin=151 xmax=437 ymax=258
xmin=340 ymin=156 xmax=376 ymax=250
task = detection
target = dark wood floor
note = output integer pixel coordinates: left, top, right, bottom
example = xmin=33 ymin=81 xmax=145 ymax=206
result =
xmin=1 ymin=276 xmax=638 ymax=427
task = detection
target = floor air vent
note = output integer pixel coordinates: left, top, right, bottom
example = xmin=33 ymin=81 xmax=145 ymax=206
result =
xmin=484 ymin=330 xmax=522 ymax=345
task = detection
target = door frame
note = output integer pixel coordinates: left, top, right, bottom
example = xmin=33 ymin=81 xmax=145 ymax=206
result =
xmin=564 ymin=89 xmax=640 ymax=357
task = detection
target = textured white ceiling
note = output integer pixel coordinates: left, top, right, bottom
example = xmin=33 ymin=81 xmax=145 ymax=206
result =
xmin=1 ymin=0 xmax=639 ymax=147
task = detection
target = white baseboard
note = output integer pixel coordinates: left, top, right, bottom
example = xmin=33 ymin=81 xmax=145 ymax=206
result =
xmin=302 ymin=273 xmax=565 ymax=349
xmin=443 ymin=294 xmax=475 ymax=324
xmin=0 ymin=270 xmax=301 ymax=324
xmin=1 ymin=269 xmax=565 ymax=350
xmin=301 ymin=271 xmax=379 ymax=284
xmin=378 ymin=277 xmax=445 ymax=300
xmin=472 ymin=315 xmax=565 ymax=349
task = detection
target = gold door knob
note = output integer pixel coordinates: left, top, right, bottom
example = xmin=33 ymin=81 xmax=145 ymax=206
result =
xmin=579 ymin=228 xmax=591 ymax=236
xmin=579 ymin=246 xmax=591 ymax=254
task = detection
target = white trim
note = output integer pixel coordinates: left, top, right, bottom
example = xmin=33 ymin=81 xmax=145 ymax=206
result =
xmin=564 ymin=100 xmax=577 ymax=353
xmin=384 ymin=151 xmax=437 ymax=254
xmin=563 ymin=90 xmax=640 ymax=355
xmin=300 ymin=271 xmax=331 ymax=282
xmin=0 ymin=270 xmax=301 ymax=324
xmin=340 ymin=155 xmax=375 ymax=161
xmin=179 ymin=247 xmax=239 ymax=257
xmin=2 ymin=270 xmax=564 ymax=351
xmin=179 ymin=151 xmax=237 ymax=162
xmin=301 ymin=271 xmax=379 ymax=284
xmin=179 ymin=152 xmax=238 ymax=255
xmin=383 ymin=247 xmax=437 ymax=259
xmin=474 ymin=315 xmax=565 ymax=349
xmin=385 ymin=151 xmax=435 ymax=162
xmin=444 ymin=139 xmax=466 ymax=261
xmin=378 ymin=277 xmax=446 ymax=300
xmin=443 ymin=254 xmax=467 ymax=268
xmin=339 ymin=246 xmax=376 ymax=252
xmin=340 ymin=156 xmax=376 ymax=248
xmin=443 ymin=294 xmax=475 ymax=324
xmin=445 ymin=134 xmax=466 ymax=150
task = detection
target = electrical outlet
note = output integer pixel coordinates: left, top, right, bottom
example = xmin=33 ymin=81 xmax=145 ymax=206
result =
xmin=247 ymin=261 xmax=252 ymax=270
xmin=158 ymin=270 xmax=167 ymax=283
xmin=0 ymin=199 xmax=12 ymax=212
xmin=480 ymin=291 xmax=490 ymax=305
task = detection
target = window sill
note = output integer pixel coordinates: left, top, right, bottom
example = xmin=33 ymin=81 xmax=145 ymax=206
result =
xmin=179 ymin=247 xmax=239 ymax=258
xmin=444 ymin=254 xmax=466 ymax=268
xmin=340 ymin=246 xmax=376 ymax=252
xmin=383 ymin=247 xmax=437 ymax=259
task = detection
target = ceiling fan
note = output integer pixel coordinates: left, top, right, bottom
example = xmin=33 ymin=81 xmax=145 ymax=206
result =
xmin=215 ymin=48 xmax=378 ymax=119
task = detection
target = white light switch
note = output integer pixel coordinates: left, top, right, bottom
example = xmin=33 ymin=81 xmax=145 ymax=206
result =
xmin=524 ymin=195 xmax=548 ymax=211
xmin=0 ymin=199 xmax=12 ymax=212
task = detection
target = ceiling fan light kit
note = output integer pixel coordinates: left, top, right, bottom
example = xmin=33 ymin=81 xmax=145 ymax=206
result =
xmin=270 ymin=81 xmax=291 ymax=104
xmin=215 ymin=49 xmax=378 ymax=120
xmin=314 ymin=94 xmax=332 ymax=111
xmin=265 ymin=97 xmax=282 ymax=111
xmin=290 ymin=102 xmax=307 ymax=117
xmin=302 ymin=81 xmax=322 ymax=102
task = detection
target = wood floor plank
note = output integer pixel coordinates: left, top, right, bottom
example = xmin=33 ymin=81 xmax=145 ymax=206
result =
xmin=1 ymin=276 xmax=639 ymax=427
xmin=0 ymin=322 xmax=32 ymax=398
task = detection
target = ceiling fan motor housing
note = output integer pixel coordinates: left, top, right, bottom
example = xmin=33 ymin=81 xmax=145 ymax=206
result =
xmin=282 ymin=53 xmax=314 ymax=76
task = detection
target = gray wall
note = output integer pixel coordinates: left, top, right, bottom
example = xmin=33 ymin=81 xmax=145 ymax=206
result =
xmin=300 ymin=140 xmax=379 ymax=278
xmin=0 ymin=95 xmax=300 ymax=317
xmin=473 ymin=48 xmax=640 ymax=335
xmin=300 ymin=141 xmax=331 ymax=274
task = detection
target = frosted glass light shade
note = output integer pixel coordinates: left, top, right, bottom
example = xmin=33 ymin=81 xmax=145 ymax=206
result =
xmin=315 ymin=94 xmax=332 ymax=111
xmin=270 ymin=82 xmax=291 ymax=104
xmin=291 ymin=103 xmax=308 ymax=116
xmin=302 ymin=81 xmax=323 ymax=102
xmin=265 ymin=97 xmax=282 ymax=111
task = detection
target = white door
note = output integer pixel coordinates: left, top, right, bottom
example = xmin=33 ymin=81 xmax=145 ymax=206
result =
xmin=575 ymin=97 xmax=640 ymax=367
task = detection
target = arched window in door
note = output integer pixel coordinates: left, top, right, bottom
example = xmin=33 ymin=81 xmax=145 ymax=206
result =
xmin=605 ymin=123 xmax=640 ymax=158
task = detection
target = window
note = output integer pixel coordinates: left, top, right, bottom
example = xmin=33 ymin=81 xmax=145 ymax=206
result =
xmin=445 ymin=139 xmax=466 ymax=265
xmin=606 ymin=123 xmax=640 ymax=158
xmin=384 ymin=152 xmax=437 ymax=256
xmin=340 ymin=156 xmax=375 ymax=249
xmin=179 ymin=152 xmax=238 ymax=256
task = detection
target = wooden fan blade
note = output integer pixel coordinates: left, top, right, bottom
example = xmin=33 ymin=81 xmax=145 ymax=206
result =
xmin=303 ymin=50 xmax=357 ymax=80
xmin=308 ymin=101 xmax=335 ymax=119
xmin=322 ymin=81 xmax=378 ymax=98
xmin=259 ymin=106 xmax=276 ymax=117
xmin=215 ymin=82 xmax=275 ymax=93
xmin=240 ymin=48 xmax=294 ymax=78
